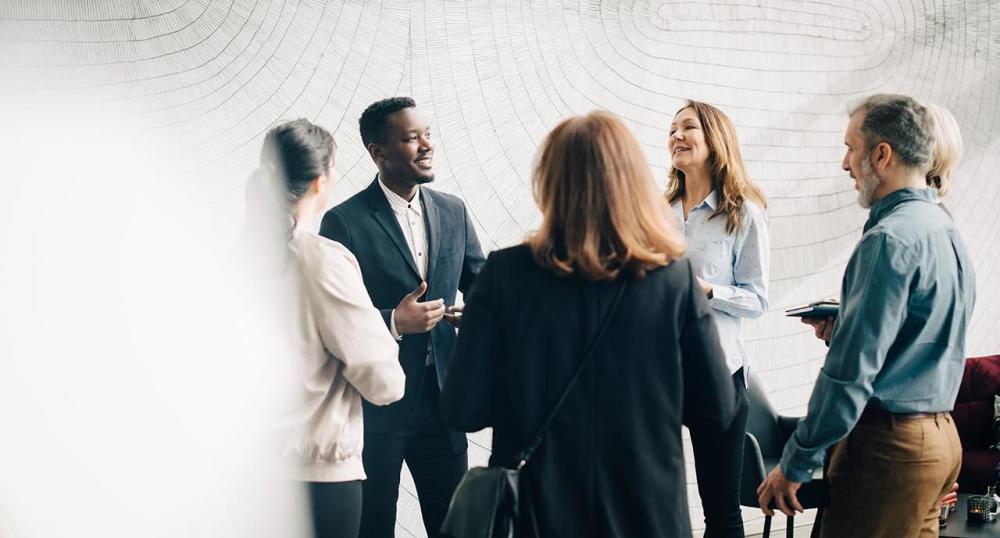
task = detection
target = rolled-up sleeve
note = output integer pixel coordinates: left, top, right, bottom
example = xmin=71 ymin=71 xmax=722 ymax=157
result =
xmin=779 ymin=232 xmax=912 ymax=482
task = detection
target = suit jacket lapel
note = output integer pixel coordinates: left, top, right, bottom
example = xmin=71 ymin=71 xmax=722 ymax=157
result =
xmin=365 ymin=178 xmax=421 ymax=279
xmin=422 ymin=189 xmax=441 ymax=282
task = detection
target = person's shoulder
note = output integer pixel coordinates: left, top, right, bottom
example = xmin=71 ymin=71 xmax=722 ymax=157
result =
xmin=626 ymin=258 xmax=698 ymax=317
xmin=873 ymin=202 xmax=951 ymax=246
xmin=292 ymin=230 xmax=358 ymax=272
xmin=320 ymin=183 xmax=376 ymax=235
xmin=488 ymin=243 xmax=532 ymax=264
xmin=742 ymin=198 xmax=766 ymax=216
xmin=423 ymin=187 xmax=466 ymax=211
xmin=475 ymin=244 xmax=535 ymax=280
xmin=854 ymin=224 xmax=919 ymax=274
xmin=475 ymin=243 xmax=528 ymax=272
xmin=740 ymin=198 xmax=768 ymax=226
xmin=329 ymin=181 xmax=376 ymax=215
xmin=333 ymin=190 xmax=368 ymax=211
xmin=646 ymin=256 xmax=694 ymax=284
xmin=891 ymin=199 xmax=953 ymax=227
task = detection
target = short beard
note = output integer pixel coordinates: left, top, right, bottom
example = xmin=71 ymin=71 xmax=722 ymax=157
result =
xmin=414 ymin=173 xmax=435 ymax=185
xmin=856 ymin=153 xmax=880 ymax=209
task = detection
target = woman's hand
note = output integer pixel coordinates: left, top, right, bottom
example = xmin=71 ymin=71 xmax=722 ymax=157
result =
xmin=695 ymin=276 xmax=714 ymax=298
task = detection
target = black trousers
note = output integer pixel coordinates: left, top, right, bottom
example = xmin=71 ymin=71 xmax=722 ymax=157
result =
xmin=308 ymin=480 xmax=362 ymax=538
xmin=690 ymin=367 xmax=750 ymax=538
xmin=359 ymin=366 xmax=468 ymax=538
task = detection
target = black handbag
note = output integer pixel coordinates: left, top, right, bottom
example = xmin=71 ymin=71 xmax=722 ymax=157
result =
xmin=441 ymin=280 xmax=629 ymax=538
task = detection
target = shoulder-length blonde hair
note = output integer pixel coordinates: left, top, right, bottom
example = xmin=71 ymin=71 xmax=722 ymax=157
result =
xmin=664 ymin=101 xmax=766 ymax=234
xmin=528 ymin=111 xmax=685 ymax=280
xmin=925 ymin=103 xmax=963 ymax=196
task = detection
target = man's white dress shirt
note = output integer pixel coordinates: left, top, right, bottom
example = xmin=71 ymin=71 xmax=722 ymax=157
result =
xmin=378 ymin=178 xmax=434 ymax=364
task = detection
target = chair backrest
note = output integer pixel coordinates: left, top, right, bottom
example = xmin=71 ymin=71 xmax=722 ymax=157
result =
xmin=745 ymin=371 xmax=784 ymax=457
xmin=953 ymin=355 xmax=1000 ymax=449
xmin=740 ymin=431 xmax=766 ymax=507
xmin=740 ymin=372 xmax=784 ymax=508
xmin=740 ymin=372 xmax=829 ymax=513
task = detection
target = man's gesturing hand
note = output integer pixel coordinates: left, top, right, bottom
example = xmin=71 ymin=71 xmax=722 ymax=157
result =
xmin=393 ymin=281 xmax=445 ymax=334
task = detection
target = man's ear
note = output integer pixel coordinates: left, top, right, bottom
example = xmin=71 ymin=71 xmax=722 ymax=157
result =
xmin=872 ymin=141 xmax=893 ymax=171
xmin=367 ymin=143 xmax=383 ymax=164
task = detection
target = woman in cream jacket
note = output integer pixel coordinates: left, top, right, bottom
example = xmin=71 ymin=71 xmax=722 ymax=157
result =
xmin=250 ymin=119 xmax=404 ymax=538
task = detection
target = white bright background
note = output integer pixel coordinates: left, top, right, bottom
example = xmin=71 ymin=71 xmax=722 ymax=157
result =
xmin=1 ymin=1 xmax=997 ymax=535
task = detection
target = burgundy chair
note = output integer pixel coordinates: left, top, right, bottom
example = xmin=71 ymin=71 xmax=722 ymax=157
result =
xmin=952 ymin=354 xmax=1000 ymax=493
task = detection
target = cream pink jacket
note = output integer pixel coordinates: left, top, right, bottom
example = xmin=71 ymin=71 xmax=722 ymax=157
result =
xmin=282 ymin=227 xmax=405 ymax=482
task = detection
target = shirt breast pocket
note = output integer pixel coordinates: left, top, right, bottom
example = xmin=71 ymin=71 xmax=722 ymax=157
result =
xmin=700 ymin=240 xmax=731 ymax=280
xmin=702 ymin=258 xmax=722 ymax=277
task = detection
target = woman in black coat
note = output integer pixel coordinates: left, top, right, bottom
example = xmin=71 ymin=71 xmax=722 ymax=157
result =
xmin=441 ymin=111 xmax=738 ymax=538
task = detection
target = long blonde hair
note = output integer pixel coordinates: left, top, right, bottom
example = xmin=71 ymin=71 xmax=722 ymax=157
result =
xmin=665 ymin=101 xmax=766 ymax=234
xmin=925 ymin=103 xmax=963 ymax=196
xmin=529 ymin=111 xmax=685 ymax=280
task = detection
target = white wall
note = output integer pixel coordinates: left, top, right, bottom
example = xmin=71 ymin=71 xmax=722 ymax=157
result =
xmin=1 ymin=1 xmax=997 ymax=535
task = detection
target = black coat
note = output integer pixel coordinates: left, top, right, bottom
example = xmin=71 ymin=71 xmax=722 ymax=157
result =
xmin=441 ymin=245 xmax=736 ymax=538
xmin=320 ymin=178 xmax=485 ymax=438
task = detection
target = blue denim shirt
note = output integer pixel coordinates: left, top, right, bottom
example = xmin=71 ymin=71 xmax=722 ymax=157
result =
xmin=779 ymin=187 xmax=976 ymax=483
xmin=671 ymin=191 xmax=769 ymax=375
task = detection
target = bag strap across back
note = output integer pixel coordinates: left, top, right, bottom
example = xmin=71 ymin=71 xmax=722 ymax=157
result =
xmin=514 ymin=278 xmax=629 ymax=469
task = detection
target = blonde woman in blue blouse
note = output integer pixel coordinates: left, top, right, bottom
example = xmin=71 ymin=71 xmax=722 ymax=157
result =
xmin=666 ymin=101 xmax=769 ymax=538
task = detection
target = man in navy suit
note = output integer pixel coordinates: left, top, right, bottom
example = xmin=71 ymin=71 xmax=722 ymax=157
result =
xmin=320 ymin=97 xmax=485 ymax=538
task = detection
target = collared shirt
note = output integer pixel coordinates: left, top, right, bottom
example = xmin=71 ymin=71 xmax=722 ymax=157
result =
xmin=378 ymin=178 xmax=428 ymax=279
xmin=779 ymin=187 xmax=976 ymax=483
xmin=671 ymin=191 xmax=769 ymax=375
xmin=378 ymin=178 xmax=433 ymax=364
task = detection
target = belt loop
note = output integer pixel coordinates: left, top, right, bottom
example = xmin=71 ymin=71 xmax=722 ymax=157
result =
xmin=890 ymin=414 xmax=896 ymax=429
xmin=934 ymin=414 xmax=940 ymax=427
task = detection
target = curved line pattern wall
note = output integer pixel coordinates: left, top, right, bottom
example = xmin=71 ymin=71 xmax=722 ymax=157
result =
xmin=2 ymin=1 xmax=997 ymax=535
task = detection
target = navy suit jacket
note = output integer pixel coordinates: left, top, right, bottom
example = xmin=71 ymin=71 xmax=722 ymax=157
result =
xmin=319 ymin=177 xmax=485 ymax=435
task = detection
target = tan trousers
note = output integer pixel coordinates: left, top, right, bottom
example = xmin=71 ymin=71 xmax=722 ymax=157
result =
xmin=820 ymin=412 xmax=962 ymax=538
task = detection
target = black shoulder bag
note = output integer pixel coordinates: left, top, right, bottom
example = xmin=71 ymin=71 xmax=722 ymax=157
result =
xmin=441 ymin=280 xmax=629 ymax=538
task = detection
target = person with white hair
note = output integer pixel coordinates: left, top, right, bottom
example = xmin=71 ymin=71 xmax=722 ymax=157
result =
xmin=925 ymin=103 xmax=964 ymax=196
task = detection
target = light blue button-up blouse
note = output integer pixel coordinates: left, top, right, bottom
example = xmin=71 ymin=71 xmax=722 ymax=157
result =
xmin=670 ymin=191 xmax=770 ymax=376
